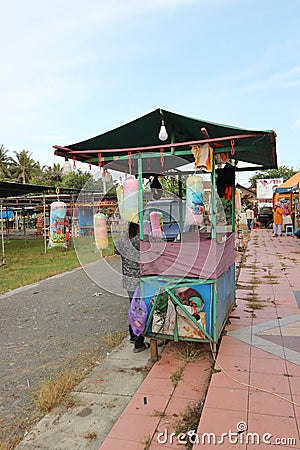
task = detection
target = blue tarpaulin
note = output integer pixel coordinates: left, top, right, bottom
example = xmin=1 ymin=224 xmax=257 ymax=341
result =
xmin=0 ymin=210 xmax=13 ymax=219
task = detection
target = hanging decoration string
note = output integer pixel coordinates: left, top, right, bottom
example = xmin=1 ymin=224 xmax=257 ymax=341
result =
xmin=72 ymin=156 xmax=76 ymax=169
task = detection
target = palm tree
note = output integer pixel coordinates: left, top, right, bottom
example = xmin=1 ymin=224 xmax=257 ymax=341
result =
xmin=9 ymin=150 xmax=40 ymax=184
xmin=0 ymin=144 xmax=10 ymax=180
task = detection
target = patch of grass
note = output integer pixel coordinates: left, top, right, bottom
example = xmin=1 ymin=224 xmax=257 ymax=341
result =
xmin=142 ymin=435 xmax=152 ymax=450
xmin=34 ymin=368 xmax=85 ymax=412
xmin=264 ymin=275 xmax=279 ymax=285
xmin=0 ymin=239 xmax=79 ymax=294
xmin=247 ymin=294 xmax=266 ymax=310
xmin=152 ymin=409 xmax=167 ymax=418
xmin=175 ymin=400 xmax=205 ymax=449
xmin=176 ymin=342 xmax=203 ymax=363
xmin=33 ymin=331 xmax=126 ymax=413
xmin=170 ymin=366 xmax=184 ymax=387
xmin=102 ymin=331 xmax=127 ymax=348
xmin=74 ymin=234 xmax=117 ymax=264
xmin=33 ymin=330 xmax=127 ymax=415
xmin=0 ymin=236 xmax=115 ymax=294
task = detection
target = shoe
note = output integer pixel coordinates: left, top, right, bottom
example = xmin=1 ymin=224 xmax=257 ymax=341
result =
xmin=133 ymin=342 xmax=150 ymax=353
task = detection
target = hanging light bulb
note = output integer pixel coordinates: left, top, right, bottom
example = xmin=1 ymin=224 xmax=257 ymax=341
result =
xmin=158 ymin=119 xmax=168 ymax=141
xmin=62 ymin=158 xmax=72 ymax=174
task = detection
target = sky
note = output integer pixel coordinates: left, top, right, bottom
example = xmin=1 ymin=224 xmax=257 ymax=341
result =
xmin=1 ymin=0 xmax=300 ymax=186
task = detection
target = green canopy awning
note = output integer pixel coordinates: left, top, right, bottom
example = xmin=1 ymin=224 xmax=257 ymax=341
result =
xmin=53 ymin=108 xmax=277 ymax=173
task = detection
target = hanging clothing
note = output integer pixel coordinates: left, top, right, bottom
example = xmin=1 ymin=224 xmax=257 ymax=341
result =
xmin=216 ymin=163 xmax=235 ymax=199
xmin=216 ymin=152 xmax=229 ymax=165
xmin=191 ymin=144 xmax=213 ymax=171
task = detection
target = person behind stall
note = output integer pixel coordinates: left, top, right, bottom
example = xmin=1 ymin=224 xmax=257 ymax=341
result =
xmin=114 ymin=222 xmax=149 ymax=353
xmin=282 ymin=201 xmax=293 ymax=231
xmin=245 ymin=207 xmax=254 ymax=230
xmin=294 ymin=227 xmax=300 ymax=242
xmin=273 ymin=201 xmax=284 ymax=236
xmin=253 ymin=204 xmax=258 ymax=222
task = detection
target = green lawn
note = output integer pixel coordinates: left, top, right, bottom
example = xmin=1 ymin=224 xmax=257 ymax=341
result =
xmin=0 ymin=235 xmax=115 ymax=295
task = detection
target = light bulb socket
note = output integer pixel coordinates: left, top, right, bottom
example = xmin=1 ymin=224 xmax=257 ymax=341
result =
xmin=62 ymin=159 xmax=72 ymax=174
xmin=158 ymin=119 xmax=168 ymax=141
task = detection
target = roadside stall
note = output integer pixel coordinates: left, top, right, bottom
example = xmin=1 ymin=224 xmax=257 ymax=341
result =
xmin=54 ymin=108 xmax=277 ymax=356
xmin=274 ymin=183 xmax=299 ymax=232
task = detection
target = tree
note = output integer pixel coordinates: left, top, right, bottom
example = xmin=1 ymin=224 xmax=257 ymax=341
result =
xmin=9 ymin=150 xmax=40 ymax=184
xmin=0 ymin=144 xmax=10 ymax=180
xmin=248 ymin=165 xmax=297 ymax=189
xmin=160 ymin=175 xmax=186 ymax=197
xmin=61 ymin=169 xmax=93 ymax=190
xmin=31 ymin=163 xmax=63 ymax=186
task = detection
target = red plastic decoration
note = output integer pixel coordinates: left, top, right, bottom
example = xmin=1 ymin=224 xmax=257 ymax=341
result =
xmin=128 ymin=151 xmax=132 ymax=173
xmin=89 ymin=160 xmax=92 ymax=170
xmin=72 ymin=156 xmax=76 ymax=169
xmin=160 ymin=148 xmax=164 ymax=167
xmin=230 ymin=139 xmax=235 ymax=155
xmin=147 ymin=158 xmax=151 ymax=171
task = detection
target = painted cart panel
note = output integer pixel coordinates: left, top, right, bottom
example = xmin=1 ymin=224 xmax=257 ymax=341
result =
xmin=142 ymin=262 xmax=235 ymax=345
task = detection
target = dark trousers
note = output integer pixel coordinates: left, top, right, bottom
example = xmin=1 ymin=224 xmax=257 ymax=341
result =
xmin=247 ymin=219 xmax=252 ymax=230
xmin=128 ymin=290 xmax=145 ymax=349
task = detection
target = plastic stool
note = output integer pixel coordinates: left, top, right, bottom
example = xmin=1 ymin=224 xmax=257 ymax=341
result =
xmin=285 ymin=225 xmax=294 ymax=236
xmin=254 ymin=222 xmax=262 ymax=229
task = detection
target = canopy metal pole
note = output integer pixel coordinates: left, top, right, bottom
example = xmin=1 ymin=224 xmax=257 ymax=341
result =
xmin=43 ymin=194 xmax=47 ymax=253
xmin=210 ymin=151 xmax=217 ymax=240
xmin=55 ymin=132 xmax=267 ymax=155
xmin=232 ymin=180 xmax=236 ymax=232
xmin=6 ymin=206 xmax=9 ymax=239
xmin=23 ymin=207 xmax=26 ymax=242
xmin=178 ymin=174 xmax=184 ymax=241
xmin=1 ymin=201 xmax=5 ymax=266
xmin=138 ymin=155 xmax=144 ymax=240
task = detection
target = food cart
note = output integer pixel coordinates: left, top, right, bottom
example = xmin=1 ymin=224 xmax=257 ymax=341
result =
xmin=54 ymin=108 xmax=277 ymax=357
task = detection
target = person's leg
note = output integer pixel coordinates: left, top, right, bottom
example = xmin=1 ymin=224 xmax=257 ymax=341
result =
xmin=134 ymin=334 xmax=144 ymax=349
xmin=128 ymin=289 xmax=149 ymax=353
xmin=278 ymin=224 xmax=282 ymax=236
xmin=127 ymin=290 xmax=137 ymax=342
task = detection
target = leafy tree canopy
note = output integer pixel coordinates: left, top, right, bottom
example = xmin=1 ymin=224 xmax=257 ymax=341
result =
xmin=60 ymin=169 xmax=93 ymax=190
xmin=0 ymin=144 xmax=11 ymax=180
xmin=9 ymin=150 xmax=41 ymax=184
xmin=248 ymin=165 xmax=297 ymax=189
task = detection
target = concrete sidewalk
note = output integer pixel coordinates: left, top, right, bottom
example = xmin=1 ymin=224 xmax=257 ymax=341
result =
xmin=16 ymin=228 xmax=300 ymax=449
